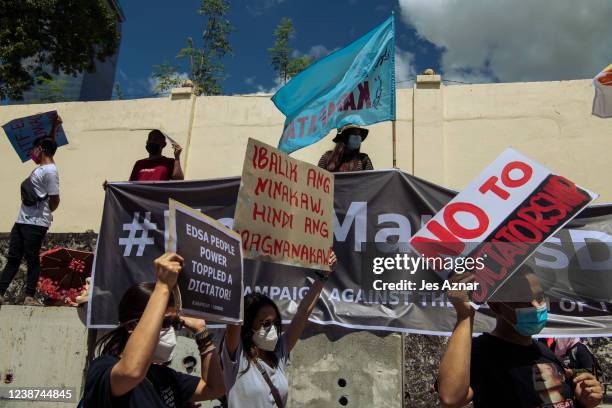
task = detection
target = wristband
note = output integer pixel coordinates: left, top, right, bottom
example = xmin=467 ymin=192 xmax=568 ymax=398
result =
xmin=195 ymin=330 xmax=215 ymax=350
xmin=199 ymin=343 xmax=216 ymax=356
xmin=194 ymin=328 xmax=210 ymax=340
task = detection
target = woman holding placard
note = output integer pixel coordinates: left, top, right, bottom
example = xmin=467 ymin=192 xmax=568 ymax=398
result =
xmin=221 ymin=250 xmax=337 ymax=408
xmin=82 ymin=252 xmax=225 ymax=407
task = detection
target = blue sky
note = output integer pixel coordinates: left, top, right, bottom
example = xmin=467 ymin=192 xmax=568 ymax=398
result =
xmin=114 ymin=0 xmax=612 ymax=99
xmin=114 ymin=0 xmax=436 ymax=98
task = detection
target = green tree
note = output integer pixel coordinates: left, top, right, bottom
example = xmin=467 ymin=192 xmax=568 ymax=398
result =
xmin=151 ymin=61 xmax=183 ymax=95
xmin=288 ymin=56 xmax=313 ymax=79
xmin=269 ymin=18 xmax=313 ymax=84
xmin=29 ymin=77 xmax=68 ymax=103
xmin=0 ymin=0 xmax=121 ymax=100
xmin=178 ymin=0 xmax=234 ymax=95
xmin=113 ymin=81 xmax=123 ymax=100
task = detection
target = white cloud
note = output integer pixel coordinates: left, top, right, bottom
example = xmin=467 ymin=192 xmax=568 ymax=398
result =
xmin=245 ymin=76 xmax=256 ymax=85
xmin=254 ymin=76 xmax=284 ymax=95
xmin=398 ymin=0 xmax=612 ymax=83
xmin=292 ymin=44 xmax=336 ymax=61
xmin=148 ymin=72 xmax=189 ymax=96
xmin=395 ymin=47 xmax=417 ymax=88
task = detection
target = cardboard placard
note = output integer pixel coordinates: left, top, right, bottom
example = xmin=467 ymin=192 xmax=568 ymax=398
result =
xmin=167 ymin=199 xmax=243 ymax=323
xmin=409 ymin=148 xmax=598 ymax=302
xmin=234 ymin=138 xmax=334 ymax=270
xmin=2 ymin=111 xmax=68 ymax=162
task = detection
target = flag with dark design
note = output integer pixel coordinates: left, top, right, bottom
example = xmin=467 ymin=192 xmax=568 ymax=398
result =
xmin=90 ymin=171 xmax=612 ymax=337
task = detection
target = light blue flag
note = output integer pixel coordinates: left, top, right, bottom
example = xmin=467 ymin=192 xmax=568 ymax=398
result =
xmin=273 ymin=15 xmax=395 ymax=154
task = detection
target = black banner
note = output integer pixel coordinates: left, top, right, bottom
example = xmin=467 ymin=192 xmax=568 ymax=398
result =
xmin=89 ymin=170 xmax=612 ymax=336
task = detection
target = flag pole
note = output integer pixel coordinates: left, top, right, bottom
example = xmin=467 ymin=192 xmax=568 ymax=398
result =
xmin=392 ymin=120 xmax=397 ymax=168
xmin=391 ymin=12 xmax=397 ymax=168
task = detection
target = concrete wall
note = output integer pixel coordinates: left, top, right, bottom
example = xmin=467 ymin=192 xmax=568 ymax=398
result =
xmin=0 ymin=77 xmax=607 ymax=233
xmin=0 ymin=306 xmax=89 ymax=408
xmin=0 ymin=306 xmax=402 ymax=407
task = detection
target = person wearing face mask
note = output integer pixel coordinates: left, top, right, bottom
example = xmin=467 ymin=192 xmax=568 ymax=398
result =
xmin=0 ymin=115 xmax=62 ymax=306
xmin=221 ymin=250 xmax=337 ymax=407
xmin=128 ymin=129 xmax=184 ymax=182
xmin=83 ymin=253 xmax=225 ymax=407
xmin=317 ymin=124 xmax=373 ymax=172
xmin=436 ymin=268 xmax=603 ymax=408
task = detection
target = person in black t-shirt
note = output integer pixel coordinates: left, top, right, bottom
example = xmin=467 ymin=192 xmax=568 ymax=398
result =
xmin=437 ymin=268 xmax=603 ymax=408
xmin=83 ymin=253 xmax=224 ymax=407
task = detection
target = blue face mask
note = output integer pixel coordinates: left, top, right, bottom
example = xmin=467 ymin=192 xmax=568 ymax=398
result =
xmin=512 ymin=303 xmax=548 ymax=336
xmin=347 ymin=134 xmax=362 ymax=150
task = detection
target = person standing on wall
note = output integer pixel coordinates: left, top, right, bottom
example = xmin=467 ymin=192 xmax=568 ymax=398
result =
xmin=0 ymin=114 xmax=62 ymax=306
xmin=221 ymin=250 xmax=337 ymax=407
xmin=317 ymin=124 xmax=373 ymax=172
xmin=129 ymin=129 xmax=184 ymax=181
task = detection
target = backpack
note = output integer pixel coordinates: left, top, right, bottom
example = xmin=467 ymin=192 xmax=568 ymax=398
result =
xmin=566 ymin=343 xmax=604 ymax=381
xmin=20 ymin=176 xmax=48 ymax=207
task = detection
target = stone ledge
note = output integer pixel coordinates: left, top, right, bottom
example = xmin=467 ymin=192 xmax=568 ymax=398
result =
xmin=416 ymin=74 xmax=442 ymax=85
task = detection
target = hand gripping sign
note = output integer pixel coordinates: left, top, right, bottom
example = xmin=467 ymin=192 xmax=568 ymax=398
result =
xmin=409 ymin=148 xmax=598 ymax=303
xmin=167 ymin=199 xmax=244 ymax=324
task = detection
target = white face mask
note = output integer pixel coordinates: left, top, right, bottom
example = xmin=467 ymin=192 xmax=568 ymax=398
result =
xmin=252 ymin=325 xmax=279 ymax=351
xmin=152 ymin=327 xmax=177 ymax=364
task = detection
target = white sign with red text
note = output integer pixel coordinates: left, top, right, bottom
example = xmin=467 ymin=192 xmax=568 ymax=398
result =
xmin=409 ymin=148 xmax=598 ymax=302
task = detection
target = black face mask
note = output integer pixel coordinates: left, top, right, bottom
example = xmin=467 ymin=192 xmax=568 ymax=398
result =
xmin=146 ymin=142 xmax=162 ymax=155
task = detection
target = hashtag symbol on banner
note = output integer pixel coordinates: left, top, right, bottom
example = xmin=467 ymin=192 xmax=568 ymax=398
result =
xmin=118 ymin=212 xmax=157 ymax=257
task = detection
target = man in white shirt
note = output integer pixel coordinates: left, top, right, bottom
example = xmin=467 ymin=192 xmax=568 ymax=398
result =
xmin=0 ymin=117 xmax=61 ymax=306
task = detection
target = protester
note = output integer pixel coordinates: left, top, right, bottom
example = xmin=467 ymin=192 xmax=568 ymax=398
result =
xmin=83 ymin=253 xmax=225 ymax=407
xmin=221 ymin=250 xmax=337 ymax=407
xmin=129 ymin=129 xmax=184 ymax=181
xmin=554 ymin=338 xmax=598 ymax=374
xmin=0 ymin=115 xmax=62 ymax=306
xmin=317 ymin=124 xmax=373 ymax=172
xmin=437 ymin=268 xmax=604 ymax=408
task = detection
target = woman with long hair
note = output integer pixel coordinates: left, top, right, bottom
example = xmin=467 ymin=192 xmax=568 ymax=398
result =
xmin=221 ymin=250 xmax=337 ymax=407
xmin=317 ymin=124 xmax=373 ymax=172
xmin=83 ymin=252 xmax=225 ymax=407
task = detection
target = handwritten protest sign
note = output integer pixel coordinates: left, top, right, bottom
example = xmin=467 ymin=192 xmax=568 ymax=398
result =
xmin=234 ymin=138 xmax=334 ymax=270
xmin=409 ymin=148 xmax=598 ymax=302
xmin=2 ymin=111 xmax=68 ymax=162
xmin=167 ymin=199 xmax=243 ymax=323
